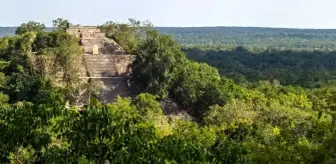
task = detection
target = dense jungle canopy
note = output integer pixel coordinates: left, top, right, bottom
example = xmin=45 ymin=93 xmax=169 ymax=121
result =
xmin=0 ymin=19 xmax=335 ymax=163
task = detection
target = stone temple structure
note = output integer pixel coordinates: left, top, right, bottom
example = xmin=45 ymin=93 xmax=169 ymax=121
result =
xmin=66 ymin=25 xmax=135 ymax=103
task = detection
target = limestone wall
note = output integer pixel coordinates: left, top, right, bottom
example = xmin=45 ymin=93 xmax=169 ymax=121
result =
xmin=81 ymin=38 xmax=125 ymax=54
xmin=66 ymin=26 xmax=103 ymax=38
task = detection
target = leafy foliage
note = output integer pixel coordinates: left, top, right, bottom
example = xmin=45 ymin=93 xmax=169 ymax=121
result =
xmin=52 ymin=18 xmax=71 ymax=31
xmin=0 ymin=20 xmax=336 ymax=163
xmin=100 ymin=19 xmax=152 ymax=54
xmin=185 ymin=47 xmax=336 ymax=88
xmin=158 ymin=26 xmax=336 ymax=50
xmin=132 ymin=30 xmax=187 ymax=98
xmin=15 ymin=21 xmax=46 ymax=35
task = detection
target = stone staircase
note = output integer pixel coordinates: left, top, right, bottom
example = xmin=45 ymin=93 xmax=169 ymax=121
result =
xmin=67 ymin=26 xmax=135 ymax=104
xmin=83 ymin=55 xmax=118 ymax=77
xmin=83 ymin=55 xmax=134 ymax=77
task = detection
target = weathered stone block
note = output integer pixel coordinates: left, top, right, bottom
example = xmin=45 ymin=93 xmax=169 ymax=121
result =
xmin=92 ymin=45 xmax=99 ymax=55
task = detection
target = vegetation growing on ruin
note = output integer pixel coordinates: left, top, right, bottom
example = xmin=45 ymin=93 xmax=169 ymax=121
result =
xmin=100 ymin=19 xmax=152 ymax=54
xmin=0 ymin=19 xmax=336 ymax=163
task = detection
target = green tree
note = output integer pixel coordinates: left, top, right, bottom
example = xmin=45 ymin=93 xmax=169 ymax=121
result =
xmin=100 ymin=19 xmax=152 ymax=54
xmin=52 ymin=18 xmax=71 ymax=31
xmin=135 ymin=93 xmax=162 ymax=117
xmin=132 ymin=30 xmax=187 ymax=98
xmin=15 ymin=21 xmax=46 ymax=35
xmin=0 ymin=102 xmax=57 ymax=163
xmin=172 ymin=60 xmax=224 ymax=115
xmin=56 ymin=97 xmax=158 ymax=163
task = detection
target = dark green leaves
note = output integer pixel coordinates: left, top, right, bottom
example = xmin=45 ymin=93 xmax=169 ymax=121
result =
xmin=15 ymin=21 xmax=46 ymax=35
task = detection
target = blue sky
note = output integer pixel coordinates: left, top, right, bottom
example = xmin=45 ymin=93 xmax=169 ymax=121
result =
xmin=1 ymin=0 xmax=335 ymax=28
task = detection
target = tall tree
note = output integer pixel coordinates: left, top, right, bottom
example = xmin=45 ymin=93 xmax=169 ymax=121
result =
xmin=132 ymin=30 xmax=187 ymax=98
xmin=52 ymin=18 xmax=71 ymax=31
xmin=15 ymin=21 xmax=46 ymax=35
xmin=100 ymin=19 xmax=152 ymax=54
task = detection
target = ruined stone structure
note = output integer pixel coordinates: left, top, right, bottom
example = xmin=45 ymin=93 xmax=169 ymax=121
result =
xmin=67 ymin=26 xmax=125 ymax=55
xmin=67 ymin=25 xmax=135 ymax=103
xmin=67 ymin=26 xmax=191 ymax=119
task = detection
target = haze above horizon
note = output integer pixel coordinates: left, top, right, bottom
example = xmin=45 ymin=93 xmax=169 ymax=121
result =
xmin=1 ymin=0 xmax=335 ymax=29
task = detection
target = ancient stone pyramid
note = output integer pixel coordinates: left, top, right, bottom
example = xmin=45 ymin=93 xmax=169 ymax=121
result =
xmin=67 ymin=25 xmax=135 ymax=103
